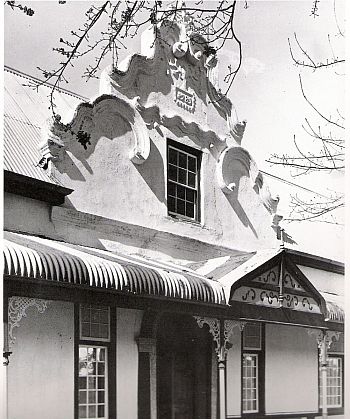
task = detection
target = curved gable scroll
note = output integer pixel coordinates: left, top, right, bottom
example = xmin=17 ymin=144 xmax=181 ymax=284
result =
xmin=93 ymin=95 xmax=150 ymax=165
xmin=39 ymin=94 xmax=150 ymax=168
xmin=217 ymin=146 xmax=279 ymax=215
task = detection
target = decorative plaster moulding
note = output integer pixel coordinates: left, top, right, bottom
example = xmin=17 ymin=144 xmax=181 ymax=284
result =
xmin=100 ymin=19 xmax=247 ymax=143
xmin=217 ymin=146 xmax=280 ymax=216
xmin=39 ymin=93 xmax=151 ymax=166
xmin=8 ymin=296 xmax=51 ymax=348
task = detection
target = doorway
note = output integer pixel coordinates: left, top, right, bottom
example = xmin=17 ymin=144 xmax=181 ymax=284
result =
xmin=157 ymin=313 xmax=212 ymax=419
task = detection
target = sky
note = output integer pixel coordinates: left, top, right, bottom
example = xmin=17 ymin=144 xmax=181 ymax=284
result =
xmin=3 ymin=0 xmax=346 ymax=260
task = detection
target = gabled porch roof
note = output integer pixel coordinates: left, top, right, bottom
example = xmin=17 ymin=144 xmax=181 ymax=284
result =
xmin=3 ymin=231 xmax=343 ymax=327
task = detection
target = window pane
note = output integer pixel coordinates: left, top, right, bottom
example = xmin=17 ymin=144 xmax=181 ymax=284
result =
xmin=178 ymin=168 xmax=186 ymax=184
xmin=177 ymin=185 xmax=185 ymax=200
xmin=79 ymin=391 xmax=87 ymax=404
xmin=99 ymin=325 xmax=109 ymax=339
xmin=168 ymin=181 xmax=176 ymax=197
xmin=186 ymin=203 xmax=194 ymax=219
xmin=98 ymin=391 xmax=105 ymax=403
xmin=168 ymin=164 xmax=177 ymax=181
xmin=98 ymin=405 xmax=105 ymax=418
xmin=188 ymin=156 xmax=196 ymax=172
xmin=169 ymin=148 xmax=177 ymax=165
xmin=186 ymin=188 xmax=194 ymax=203
xmin=88 ymin=391 xmax=96 ymax=403
xmin=79 ymin=377 xmax=87 ymax=389
xmin=79 ymin=406 xmax=87 ymax=418
xmin=88 ymin=405 xmax=96 ymax=418
xmin=178 ymin=152 xmax=187 ymax=168
xmin=188 ymin=172 xmax=196 ymax=188
xmin=176 ymin=199 xmax=185 ymax=215
xmin=168 ymin=196 xmax=176 ymax=213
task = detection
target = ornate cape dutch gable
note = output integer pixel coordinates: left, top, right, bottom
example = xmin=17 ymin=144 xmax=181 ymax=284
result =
xmin=39 ymin=17 xmax=279 ymax=221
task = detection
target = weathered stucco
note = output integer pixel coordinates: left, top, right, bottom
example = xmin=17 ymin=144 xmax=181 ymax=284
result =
xmin=226 ymin=326 xmax=242 ymax=417
xmin=8 ymin=300 xmax=74 ymax=419
xmin=265 ymin=324 xmax=318 ymax=414
xmin=4 ymin=192 xmax=57 ymax=237
xmin=116 ymin=308 xmax=143 ymax=419
xmin=38 ymin=20 xmax=279 ymax=254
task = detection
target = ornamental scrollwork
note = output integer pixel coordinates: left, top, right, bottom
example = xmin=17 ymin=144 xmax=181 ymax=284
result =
xmin=284 ymin=294 xmax=299 ymax=308
xmin=242 ymin=288 xmax=256 ymax=302
xmin=254 ymin=269 xmax=277 ymax=285
xmin=302 ymin=297 xmax=313 ymax=311
xmin=260 ymin=290 xmax=279 ymax=305
xmin=194 ymin=316 xmax=220 ymax=358
xmin=194 ymin=317 xmax=245 ymax=362
xmin=8 ymin=296 xmax=50 ymax=347
xmin=283 ymin=273 xmax=304 ymax=291
xmin=221 ymin=320 xmax=246 ymax=361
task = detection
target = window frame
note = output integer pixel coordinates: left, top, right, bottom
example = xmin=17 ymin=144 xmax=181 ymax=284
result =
xmin=166 ymin=139 xmax=201 ymax=222
xmin=241 ymin=322 xmax=265 ymax=417
xmin=319 ymin=353 xmax=344 ymax=414
xmin=75 ymin=303 xmax=116 ymax=419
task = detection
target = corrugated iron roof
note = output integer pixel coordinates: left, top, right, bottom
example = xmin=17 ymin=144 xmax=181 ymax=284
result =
xmin=321 ymin=292 xmax=344 ymax=323
xmin=3 ymin=231 xmax=226 ymax=305
xmin=4 ymin=66 xmax=87 ymax=184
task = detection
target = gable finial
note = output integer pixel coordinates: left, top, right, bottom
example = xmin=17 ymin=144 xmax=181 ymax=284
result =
xmin=279 ymin=227 xmax=285 ymax=250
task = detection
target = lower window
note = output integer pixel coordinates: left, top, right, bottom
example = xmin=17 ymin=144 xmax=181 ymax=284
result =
xmin=241 ymin=322 xmax=264 ymax=415
xmin=78 ymin=346 xmax=108 ymax=418
xmin=242 ymin=353 xmax=259 ymax=413
xmin=320 ymin=356 xmax=343 ymax=409
xmin=76 ymin=304 xmax=115 ymax=419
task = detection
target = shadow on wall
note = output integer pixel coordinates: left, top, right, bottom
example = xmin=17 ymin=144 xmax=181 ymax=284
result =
xmin=54 ymin=111 xmax=133 ymax=181
xmin=134 ymin=138 xmax=165 ymax=204
xmin=224 ymin=175 xmax=258 ymax=239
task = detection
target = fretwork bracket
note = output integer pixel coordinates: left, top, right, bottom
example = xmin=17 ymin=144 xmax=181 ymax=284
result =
xmin=8 ymin=296 xmax=51 ymax=348
xmin=194 ymin=317 xmax=245 ymax=362
xmin=307 ymin=329 xmax=341 ymax=363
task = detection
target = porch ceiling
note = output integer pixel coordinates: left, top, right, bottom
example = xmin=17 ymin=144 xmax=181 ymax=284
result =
xmin=3 ymin=231 xmax=226 ymax=305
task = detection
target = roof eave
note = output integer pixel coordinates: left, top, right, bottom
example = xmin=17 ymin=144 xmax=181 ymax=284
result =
xmin=4 ymin=170 xmax=73 ymax=206
xmin=286 ymin=248 xmax=344 ymax=274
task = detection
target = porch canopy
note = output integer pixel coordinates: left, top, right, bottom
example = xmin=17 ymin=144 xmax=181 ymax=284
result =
xmin=3 ymin=231 xmax=226 ymax=306
xmin=213 ymin=248 xmax=344 ymax=330
xmin=3 ymin=232 xmax=344 ymax=328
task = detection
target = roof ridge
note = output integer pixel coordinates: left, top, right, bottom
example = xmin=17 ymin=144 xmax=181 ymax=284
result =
xmin=4 ymin=65 xmax=89 ymax=102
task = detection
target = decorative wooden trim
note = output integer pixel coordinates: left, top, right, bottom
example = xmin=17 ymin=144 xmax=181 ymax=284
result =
xmin=286 ymin=249 xmax=344 ymax=275
xmin=8 ymin=296 xmax=50 ymax=347
xmin=194 ymin=317 xmax=245 ymax=362
xmin=4 ymin=170 xmax=73 ymax=205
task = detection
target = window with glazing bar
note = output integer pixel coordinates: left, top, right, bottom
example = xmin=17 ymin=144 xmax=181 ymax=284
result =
xmin=319 ymin=333 xmax=344 ymax=411
xmin=242 ymin=322 xmax=264 ymax=415
xmin=77 ymin=304 xmax=115 ymax=419
xmin=167 ymin=140 xmax=201 ymax=221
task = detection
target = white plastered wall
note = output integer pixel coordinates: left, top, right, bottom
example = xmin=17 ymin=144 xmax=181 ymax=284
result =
xmin=265 ymin=323 xmax=318 ymax=414
xmin=8 ymin=299 xmax=74 ymax=419
xmin=226 ymin=326 xmax=242 ymax=417
xmin=116 ymin=308 xmax=143 ymax=419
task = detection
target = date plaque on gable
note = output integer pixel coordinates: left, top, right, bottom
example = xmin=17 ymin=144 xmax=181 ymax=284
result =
xmin=175 ymin=87 xmax=196 ymax=113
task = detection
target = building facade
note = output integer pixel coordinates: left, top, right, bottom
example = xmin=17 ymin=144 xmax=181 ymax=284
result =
xmin=3 ymin=18 xmax=344 ymax=419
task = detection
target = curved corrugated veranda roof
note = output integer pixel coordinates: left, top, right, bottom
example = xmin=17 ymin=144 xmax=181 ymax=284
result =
xmin=3 ymin=231 xmax=226 ymax=305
